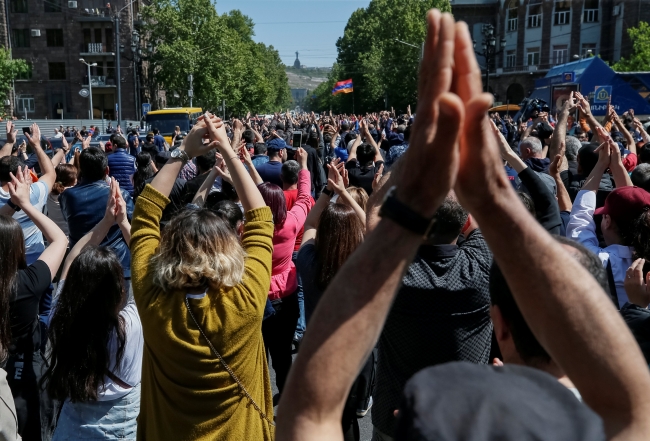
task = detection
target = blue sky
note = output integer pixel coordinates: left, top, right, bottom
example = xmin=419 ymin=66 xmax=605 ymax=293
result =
xmin=215 ymin=0 xmax=371 ymax=67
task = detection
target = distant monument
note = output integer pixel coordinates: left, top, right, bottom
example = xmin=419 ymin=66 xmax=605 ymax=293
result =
xmin=293 ymin=51 xmax=301 ymax=69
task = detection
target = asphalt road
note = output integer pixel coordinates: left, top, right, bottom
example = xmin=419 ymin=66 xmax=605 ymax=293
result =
xmin=269 ymin=351 xmax=374 ymax=440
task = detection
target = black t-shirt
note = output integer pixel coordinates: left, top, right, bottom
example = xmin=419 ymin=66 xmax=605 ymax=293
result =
xmin=145 ymin=174 xmax=187 ymax=223
xmin=10 ymin=260 xmax=51 ymax=354
xmin=345 ymin=159 xmax=384 ymax=196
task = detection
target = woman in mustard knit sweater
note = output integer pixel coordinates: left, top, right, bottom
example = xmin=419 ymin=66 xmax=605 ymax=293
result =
xmin=130 ymin=113 xmax=275 ymax=440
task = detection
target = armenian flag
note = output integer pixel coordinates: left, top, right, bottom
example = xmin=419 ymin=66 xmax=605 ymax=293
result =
xmin=332 ymin=79 xmax=354 ymax=95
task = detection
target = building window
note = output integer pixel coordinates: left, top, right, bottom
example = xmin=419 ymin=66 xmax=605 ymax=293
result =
xmin=46 ymin=29 xmax=64 ymax=47
xmin=581 ymin=43 xmax=596 ymax=57
xmin=527 ymin=0 xmax=542 ymax=28
xmin=553 ymin=45 xmax=568 ymax=65
xmin=554 ymin=0 xmax=571 ymax=25
xmin=16 ymin=95 xmax=35 ymax=113
xmin=507 ymin=0 xmax=518 ymax=32
xmin=527 ymin=47 xmax=540 ymax=66
xmin=584 ymin=0 xmax=599 ymax=22
xmin=10 ymin=0 xmax=28 ymax=13
xmin=506 ymin=50 xmax=516 ymax=68
xmin=11 ymin=29 xmax=30 ymax=48
xmin=44 ymin=0 xmax=62 ymax=12
xmin=16 ymin=61 xmax=32 ymax=80
xmin=48 ymin=62 xmax=66 ymax=80
xmin=105 ymin=29 xmax=113 ymax=52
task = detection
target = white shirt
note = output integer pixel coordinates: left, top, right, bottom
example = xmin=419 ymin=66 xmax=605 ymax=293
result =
xmin=52 ymin=281 xmax=143 ymax=401
xmin=566 ymin=190 xmax=633 ymax=308
xmin=0 ymin=181 xmax=48 ymax=259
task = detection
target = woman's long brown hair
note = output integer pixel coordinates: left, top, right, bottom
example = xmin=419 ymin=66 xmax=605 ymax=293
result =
xmin=314 ymin=203 xmax=364 ymax=291
xmin=0 ymin=216 xmax=26 ymax=361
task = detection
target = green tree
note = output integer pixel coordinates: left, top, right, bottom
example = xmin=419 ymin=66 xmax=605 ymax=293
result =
xmin=612 ymin=22 xmax=650 ymax=72
xmin=0 ymin=48 xmax=28 ymax=102
xmin=142 ymin=0 xmax=290 ymax=114
xmin=309 ymin=0 xmax=450 ymax=113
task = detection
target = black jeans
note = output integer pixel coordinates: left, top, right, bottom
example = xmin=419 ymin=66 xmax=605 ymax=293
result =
xmin=6 ymin=350 xmax=57 ymax=441
xmin=262 ymin=291 xmax=299 ymax=394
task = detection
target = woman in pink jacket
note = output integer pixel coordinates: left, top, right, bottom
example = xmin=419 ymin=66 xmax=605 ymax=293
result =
xmin=246 ymin=144 xmax=312 ymax=401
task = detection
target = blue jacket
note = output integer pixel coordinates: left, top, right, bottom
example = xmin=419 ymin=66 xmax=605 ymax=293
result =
xmin=107 ymin=148 xmax=136 ymax=195
xmin=60 ymin=179 xmax=135 ymax=277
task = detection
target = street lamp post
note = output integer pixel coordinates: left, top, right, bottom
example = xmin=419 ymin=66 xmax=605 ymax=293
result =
xmin=473 ymin=24 xmax=506 ymax=94
xmin=79 ymin=58 xmax=98 ymax=120
xmin=131 ymin=30 xmax=141 ymax=120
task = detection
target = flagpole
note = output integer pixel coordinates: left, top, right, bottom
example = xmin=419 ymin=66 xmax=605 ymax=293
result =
xmin=352 ymin=90 xmax=355 ymax=115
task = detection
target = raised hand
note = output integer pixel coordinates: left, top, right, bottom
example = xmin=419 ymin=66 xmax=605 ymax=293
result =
xmin=335 ymin=161 xmax=349 ymax=188
xmin=560 ymin=92 xmax=577 ymax=113
xmin=6 ymin=121 xmax=16 ymax=143
xmin=575 ymin=91 xmax=591 ymax=115
xmin=372 ymin=163 xmax=384 ymax=192
xmin=104 ymin=177 xmax=118 ymax=223
xmin=326 ymin=163 xmax=346 ymax=195
xmin=24 ymin=123 xmax=41 ymax=147
xmin=295 ymin=147 xmax=308 ymax=170
xmin=625 ymin=258 xmax=650 ymax=307
xmin=8 ymin=166 xmax=31 ymax=208
xmin=187 ymin=113 xmax=223 ymax=158
xmin=394 ymin=11 xmax=464 ymax=218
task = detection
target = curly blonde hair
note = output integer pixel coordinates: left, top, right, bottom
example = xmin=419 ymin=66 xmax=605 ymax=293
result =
xmin=151 ymin=209 xmax=246 ymax=292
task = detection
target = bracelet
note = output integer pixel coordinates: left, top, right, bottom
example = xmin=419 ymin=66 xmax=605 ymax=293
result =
xmin=229 ymin=155 xmax=239 ymax=161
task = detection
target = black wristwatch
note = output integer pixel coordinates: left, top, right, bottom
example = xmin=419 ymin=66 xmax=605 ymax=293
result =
xmin=6 ymin=200 xmax=21 ymax=211
xmin=379 ymin=186 xmax=435 ymax=239
xmin=322 ymin=187 xmax=335 ymax=197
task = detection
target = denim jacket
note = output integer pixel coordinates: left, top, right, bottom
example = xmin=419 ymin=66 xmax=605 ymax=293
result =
xmin=60 ymin=179 xmax=135 ymax=277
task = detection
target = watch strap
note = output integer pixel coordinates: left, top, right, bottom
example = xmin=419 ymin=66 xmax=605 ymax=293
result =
xmin=379 ymin=187 xmax=435 ymax=238
xmin=6 ymin=200 xmax=21 ymax=211
xmin=322 ymin=187 xmax=334 ymax=197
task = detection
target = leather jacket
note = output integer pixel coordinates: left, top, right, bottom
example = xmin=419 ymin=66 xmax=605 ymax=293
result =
xmin=107 ymin=148 xmax=136 ymax=195
xmin=60 ymin=178 xmax=135 ymax=277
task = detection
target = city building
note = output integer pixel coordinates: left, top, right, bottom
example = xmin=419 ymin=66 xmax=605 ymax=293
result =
xmin=451 ymin=0 xmax=646 ymax=106
xmin=0 ymin=0 xmax=149 ymax=121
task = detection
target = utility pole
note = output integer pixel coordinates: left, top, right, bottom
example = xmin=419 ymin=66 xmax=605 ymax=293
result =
xmin=188 ymin=74 xmax=193 ymax=107
xmin=114 ymin=15 xmax=122 ymax=128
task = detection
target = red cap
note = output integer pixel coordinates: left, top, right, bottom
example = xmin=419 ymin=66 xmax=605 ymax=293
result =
xmin=594 ymin=186 xmax=650 ymax=225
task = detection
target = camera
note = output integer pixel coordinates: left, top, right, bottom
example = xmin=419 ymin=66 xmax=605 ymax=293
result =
xmin=516 ymin=98 xmax=550 ymax=122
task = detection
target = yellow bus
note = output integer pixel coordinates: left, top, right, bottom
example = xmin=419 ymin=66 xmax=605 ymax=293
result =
xmin=145 ymin=107 xmax=203 ymax=145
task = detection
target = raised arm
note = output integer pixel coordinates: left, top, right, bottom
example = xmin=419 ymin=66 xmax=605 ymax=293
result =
xmin=453 ymin=25 xmax=650 ymax=439
xmin=549 ymin=153 xmax=572 ymax=213
xmin=328 ymin=163 xmax=365 ymax=225
xmin=25 ymin=123 xmax=55 ymax=191
xmin=549 ymin=93 xmax=577 ymax=160
xmin=0 ymin=121 xmax=17 ymax=158
xmin=240 ymin=145 xmax=264 ymax=186
xmin=8 ymin=167 xmax=67 ymax=280
xmin=575 ymin=91 xmax=603 ymax=143
xmin=346 ymin=134 xmax=361 ymax=163
xmin=597 ymin=127 xmax=633 ymax=188
xmin=277 ymin=12 xmax=463 ymax=439
xmin=204 ymin=113 xmax=266 ymax=212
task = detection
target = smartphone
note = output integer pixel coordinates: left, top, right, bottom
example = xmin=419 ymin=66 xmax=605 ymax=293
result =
xmin=292 ymin=131 xmax=302 ymax=148
xmin=22 ymin=127 xmax=31 ymax=135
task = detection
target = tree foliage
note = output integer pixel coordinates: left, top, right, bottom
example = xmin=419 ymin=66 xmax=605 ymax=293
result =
xmin=306 ymin=0 xmax=451 ymax=113
xmin=142 ymin=0 xmax=291 ymax=115
xmin=612 ymin=22 xmax=650 ymax=72
xmin=0 ymin=48 xmax=28 ymax=102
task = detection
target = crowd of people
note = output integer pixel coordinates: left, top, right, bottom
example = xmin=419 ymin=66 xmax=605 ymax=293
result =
xmin=1 ymin=8 xmax=650 ymax=441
